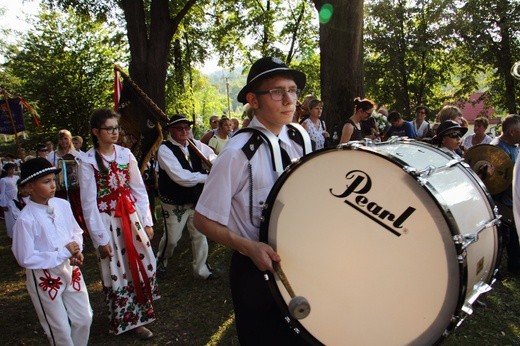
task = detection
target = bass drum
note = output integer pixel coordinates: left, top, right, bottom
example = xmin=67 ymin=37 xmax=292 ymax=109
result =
xmin=260 ymin=139 xmax=499 ymax=345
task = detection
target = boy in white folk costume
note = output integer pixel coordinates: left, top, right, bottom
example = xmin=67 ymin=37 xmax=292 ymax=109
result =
xmin=12 ymin=157 xmax=92 ymax=345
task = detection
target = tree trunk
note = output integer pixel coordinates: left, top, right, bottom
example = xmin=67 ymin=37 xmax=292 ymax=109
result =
xmin=313 ymin=0 xmax=365 ymax=130
xmin=120 ymin=0 xmax=196 ymax=111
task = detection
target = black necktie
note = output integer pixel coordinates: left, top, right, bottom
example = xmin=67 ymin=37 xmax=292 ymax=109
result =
xmin=279 ymin=140 xmax=291 ymax=169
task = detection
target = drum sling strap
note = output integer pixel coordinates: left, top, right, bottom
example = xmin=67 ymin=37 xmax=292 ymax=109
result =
xmin=237 ymin=123 xmax=312 ymax=172
xmin=236 ymin=123 xmax=312 ymax=227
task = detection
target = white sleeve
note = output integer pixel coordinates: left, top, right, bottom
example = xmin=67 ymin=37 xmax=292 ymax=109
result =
xmin=0 ymin=179 xmax=7 ymax=207
xmin=513 ymin=158 xmax=520 ymax=241
xmin=8 ymin=199 xmax=21 ymax=221
xmin=12 ymin=217 xmax=72 ymax=269
xmin=157 ymin=142 xmax=208 ymax=187
xmin=199 ymin=140 xmax=218 ymax=163
xmin=60 ymin=199 xmax=85 ymax=249
xmin=79 ymin=159 xmax=110 ymax=248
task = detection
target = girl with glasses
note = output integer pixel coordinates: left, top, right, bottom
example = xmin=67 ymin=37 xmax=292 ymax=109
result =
xmin=80 ymin=108 xmax=158 ymax=340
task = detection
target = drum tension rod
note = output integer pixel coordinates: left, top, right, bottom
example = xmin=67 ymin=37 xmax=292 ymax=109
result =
xmin=404 ymin=159 xmax=463 ymax=184
xmin=453 ymin=218 xmax=501 ymax=250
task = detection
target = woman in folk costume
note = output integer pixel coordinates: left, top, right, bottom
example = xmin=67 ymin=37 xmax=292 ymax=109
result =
xmin=79 ymin=108 xmax=158 ymax=340
xmin=47 ymin=129 xmax=88 ymax=233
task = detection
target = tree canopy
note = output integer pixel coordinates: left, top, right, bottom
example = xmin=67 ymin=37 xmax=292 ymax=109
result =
xmin=3 ymin=5 xmax=126 ymax=144
xmin=1 ymin=0 xmax=518 ymax=145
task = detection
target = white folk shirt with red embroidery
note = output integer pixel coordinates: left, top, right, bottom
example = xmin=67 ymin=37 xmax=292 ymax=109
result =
xmin=12 ymin=198 xmax=84 ymax=269
xmin=79 ymin=145 xmax=153 ymax=248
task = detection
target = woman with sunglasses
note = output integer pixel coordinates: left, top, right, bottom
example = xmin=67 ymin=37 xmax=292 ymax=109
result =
xmin=339 ymin=97 xmax=376 ymax=144
xmin=432 ymin=120 xmax=468 ymax=158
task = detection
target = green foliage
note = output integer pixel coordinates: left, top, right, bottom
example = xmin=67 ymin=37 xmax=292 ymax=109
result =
xmin=205 ymin=0 xmax=319 ymax=68
xmin=364 ymin=0 xmax=519 ymax=119
xmin=3 ymin=4 xmax=127 ymax=146
xmin=454 ymin=0 xmax=520 ymax=113
xmin=364 ymin=0 xmax=460 ymax=119
xmin=37 ymin=0 xmax=322 ymax=129
xmin=291 ymin=51 xmax=321 ymax=97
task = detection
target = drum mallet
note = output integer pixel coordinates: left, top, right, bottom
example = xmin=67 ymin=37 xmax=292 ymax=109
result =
xmin=273 ymin=261 xmax=311 ymax=319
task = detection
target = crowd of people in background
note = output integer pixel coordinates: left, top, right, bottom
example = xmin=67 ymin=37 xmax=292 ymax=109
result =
xmin=1 ymin=56 xmax=519 ymax=345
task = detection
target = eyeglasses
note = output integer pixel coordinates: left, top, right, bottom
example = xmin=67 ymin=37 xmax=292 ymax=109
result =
xmin=99 ymin=126 xmax=121 ymax=134
xmin=172 ymin=126 xmax=191 ymax=132
xmin=446 ymin=133 xmax=462 ymax=139
xmin=254 ymin=88 xmax=300 ymax=101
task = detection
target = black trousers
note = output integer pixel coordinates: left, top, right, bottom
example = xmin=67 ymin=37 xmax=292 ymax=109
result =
xmin=230 ymin=251 xmax=307 ymax=345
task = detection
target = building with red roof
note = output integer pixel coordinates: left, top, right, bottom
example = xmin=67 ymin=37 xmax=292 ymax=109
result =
xmin=459 ymin=92 xmax=499 ymax=125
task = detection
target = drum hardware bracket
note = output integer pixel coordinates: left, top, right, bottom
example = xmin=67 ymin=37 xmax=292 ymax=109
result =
xmin=449 ymin=281 xmax=493 ymax=330
xmin=459 ymin=282 xmax=493 ymax=320
xmin=404 ymin=159 xmax=462 ymax=184
xmin=282 ymin=316 xmax=302 ymax=335
xmin=453 ymin=218 xmax=501 ymax=249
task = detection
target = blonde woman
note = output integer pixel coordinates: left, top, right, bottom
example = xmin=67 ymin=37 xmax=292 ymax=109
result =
xmin=436 ymin=105 xmax=463 ymax=125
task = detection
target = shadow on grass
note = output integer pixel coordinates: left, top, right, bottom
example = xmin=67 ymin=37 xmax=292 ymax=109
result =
xmin=1 ymin=204 xmax=519 ymax=345
xmin=0 ymin=211 xmax=239 ymax=346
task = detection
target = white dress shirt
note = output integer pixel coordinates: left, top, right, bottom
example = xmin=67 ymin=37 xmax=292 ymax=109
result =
xmin=195 ymin=117 xmax=304 ymax=241
xmin=157 ymin=137 xmax=216 ymax=187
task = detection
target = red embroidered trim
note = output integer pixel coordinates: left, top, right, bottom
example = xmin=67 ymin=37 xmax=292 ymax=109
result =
xmin=38 ymin=270 xmax=63 ymax=300
xmin=71 ymin=267 xmax=82 ymax=292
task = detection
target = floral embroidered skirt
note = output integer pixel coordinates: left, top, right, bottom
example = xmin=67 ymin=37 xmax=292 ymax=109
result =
xmin=97 ymin=211 xmax=159 ymax=335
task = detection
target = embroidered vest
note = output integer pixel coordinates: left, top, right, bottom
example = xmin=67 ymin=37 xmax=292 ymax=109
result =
xmin=158 ymin=141 xmax=206 ymax=205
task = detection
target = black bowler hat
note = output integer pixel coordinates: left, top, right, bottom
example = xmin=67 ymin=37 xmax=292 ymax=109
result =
xmin=432 ymin=120 xmax=468 ymax=145
xmin=237 ymin=57 xmax=306 ymax=104
xmin=164 ymin=114 xmax=194 ymax=130
xmin=19 ymin=157 xmax=61 ymax=186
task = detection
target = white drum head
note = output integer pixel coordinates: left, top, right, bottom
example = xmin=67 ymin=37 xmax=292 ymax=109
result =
xmin=262 ymin=147 xmax=462 ymax=345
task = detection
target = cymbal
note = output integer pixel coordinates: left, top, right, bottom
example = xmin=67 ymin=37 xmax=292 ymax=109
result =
xmin=464 ymin=144 xmax=513 ymax=195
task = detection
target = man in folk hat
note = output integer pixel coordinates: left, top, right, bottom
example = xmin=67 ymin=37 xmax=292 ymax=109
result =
xmin=156 ymin=114 xmax=218 ymax=279
xmin=194 ymin=57 xmax=308 ymax=344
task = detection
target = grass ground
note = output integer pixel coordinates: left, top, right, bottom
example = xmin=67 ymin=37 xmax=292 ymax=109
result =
xmin=0 ymin=206 xmax=519 ymax=345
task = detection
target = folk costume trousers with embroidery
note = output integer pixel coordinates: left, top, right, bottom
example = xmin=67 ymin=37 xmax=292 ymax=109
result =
xmin=157 ymin=202 xmax=211 ymax=279
xmin=26 ymin=262 xmax=92 ymax=346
